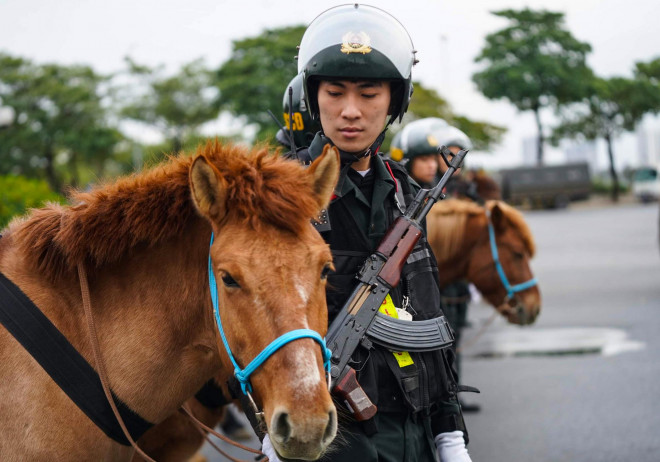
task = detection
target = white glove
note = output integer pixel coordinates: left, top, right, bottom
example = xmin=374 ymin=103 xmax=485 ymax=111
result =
xmin=261 ymin=434 xmax=282 ymax=462
xmin=468 ymin=283 xmax=482 ymax=304
xmin=435 ymin=430 xmax=472 ymax=462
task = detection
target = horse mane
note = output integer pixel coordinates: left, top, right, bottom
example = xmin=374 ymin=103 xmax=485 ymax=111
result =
xmin=427 ymin=200 xmax=483 ymax=262
xmin=427 ymin=199 xmax=535 ymax=262
xmin=10 ymin=140 xmax=320 ymax=280
xmin=487 ymin=200 xmax=536 ymax=257
xmin=472 ymin=171 xmax=501 ymax=201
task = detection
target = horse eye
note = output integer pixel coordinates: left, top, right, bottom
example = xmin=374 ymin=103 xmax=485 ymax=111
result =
xmin=512 ymin=251 xmax=525 ymax=260
xmin=321 ymin=264 xmax=333 ymax=280
xmin=221 ymin=273 xmax=240 ymax=288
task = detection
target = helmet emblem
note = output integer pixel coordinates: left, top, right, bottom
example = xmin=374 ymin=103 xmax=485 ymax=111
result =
xmin=427 ymin=135 xmax=439 ymax=147
xmin=341 ymin=31 xmax=372 ymax=54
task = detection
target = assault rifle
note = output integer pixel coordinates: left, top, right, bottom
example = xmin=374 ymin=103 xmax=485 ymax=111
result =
xmin=326 ymin=146 xmax=468 ymax=421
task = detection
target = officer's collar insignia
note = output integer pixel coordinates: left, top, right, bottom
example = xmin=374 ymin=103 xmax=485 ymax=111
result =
xmin=341 ymin=31 xmax=372 ymax=54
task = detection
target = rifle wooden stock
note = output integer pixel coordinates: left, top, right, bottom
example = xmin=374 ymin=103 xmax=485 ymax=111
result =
xmin=333 ymin=367 xmax=377 ymax=421
xmin=377 ymin=217 xmax=423 ymax=287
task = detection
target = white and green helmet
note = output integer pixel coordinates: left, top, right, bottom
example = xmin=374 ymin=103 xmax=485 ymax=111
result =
xmin=390 ymin=118 xmax=472 ymax=162
xmin=276 ymin=73 xmax=321 ymax=148
xmin=297 ymin=3 xmax=416 ymax=124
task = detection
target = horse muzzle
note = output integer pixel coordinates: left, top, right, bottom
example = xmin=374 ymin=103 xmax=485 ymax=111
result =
xmin=269 ymin=405 xmax=338 ymax=460
xmin=499 ymin=294 xmax=540 ymax=326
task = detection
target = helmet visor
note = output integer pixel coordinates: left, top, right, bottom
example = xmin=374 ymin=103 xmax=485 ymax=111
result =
xmin=298 ymin=4 xmax=414 ymax=80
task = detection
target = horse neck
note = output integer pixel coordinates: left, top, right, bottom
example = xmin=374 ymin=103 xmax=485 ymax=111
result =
xmin=58 ymin=217 xmax=218 ymax=423
xmin=436 ymin=212 xmax=486 ymax=287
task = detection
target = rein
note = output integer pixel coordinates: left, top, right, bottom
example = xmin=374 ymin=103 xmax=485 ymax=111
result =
xmin=78 ymin=262 xmax=264 ymax=462
xmin=77 ymin=263 xmax=157 ymax=462
xmin=208 ymin=233 xmax=332 ymax=419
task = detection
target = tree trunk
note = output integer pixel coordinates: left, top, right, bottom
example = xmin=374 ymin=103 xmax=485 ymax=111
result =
xmin=43 ymin=143 xmax=61 ymax=194
xmin=68 ymin=150 xmax=79 ymax=189
xmin=171 ymin=135 xmax=182 ymax=154
xmin=533 ymin=107 xmax=544 ymax=165
xmin=604 ymin=132 xmax=619 ymax=202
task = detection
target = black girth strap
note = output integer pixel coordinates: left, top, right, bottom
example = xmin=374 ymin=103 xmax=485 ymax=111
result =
xmin=194 ymin=378 xmax=229 ymax=410
xmin=0 ymin=271 xmax=154 ymax=445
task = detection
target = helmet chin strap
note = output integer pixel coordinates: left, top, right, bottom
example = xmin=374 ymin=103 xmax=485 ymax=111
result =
xmin=319 ymin=130 xmax=387 ymax=164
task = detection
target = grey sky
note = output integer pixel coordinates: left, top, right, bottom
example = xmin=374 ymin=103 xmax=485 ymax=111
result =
xmin=1 ymin=0 xmax=659 ymax=169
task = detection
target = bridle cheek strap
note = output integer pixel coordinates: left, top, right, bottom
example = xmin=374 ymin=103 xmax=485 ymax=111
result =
xmin=208 ymin=233 xmax=332 ymax=397
xmin=486 ymin=211 xmax=538 ymax=300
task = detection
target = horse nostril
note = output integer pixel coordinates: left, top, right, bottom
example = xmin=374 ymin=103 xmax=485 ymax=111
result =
xmin=271 ymin=410 xmax=292 ymax=445
xmin=322 ymin=408 xmax=338 ymax=445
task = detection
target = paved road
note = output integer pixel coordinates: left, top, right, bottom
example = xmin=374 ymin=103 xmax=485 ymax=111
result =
xmin=202 ymin=200 xmax=660 ymax=461
xmin=462 ymin=201 xmax=660 ymax=462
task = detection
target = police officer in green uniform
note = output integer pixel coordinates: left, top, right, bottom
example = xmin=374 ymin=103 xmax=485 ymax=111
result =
xmin=276 ymin=73 xmax=321 ymax=153
xmin=261 ymin=5 xmax=472 ymax=462
xmin=390 ymin=117 xmax=448 ymax=189
xmin=391 ymin=119 xmax=480 ymax=412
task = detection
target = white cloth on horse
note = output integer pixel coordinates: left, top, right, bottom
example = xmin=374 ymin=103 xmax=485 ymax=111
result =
xmin=435 ymin=430 xmax=472 ymax=462
xmin=261 ymin=434 xmax=282 ymax=462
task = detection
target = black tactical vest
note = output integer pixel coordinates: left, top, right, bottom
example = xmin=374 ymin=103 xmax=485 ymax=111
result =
xmin=300 ymin=139 xmax=459 ymax=416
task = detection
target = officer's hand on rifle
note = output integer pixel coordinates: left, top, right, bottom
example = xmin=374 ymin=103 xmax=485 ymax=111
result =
xmin=435 ymin=430 xmax=472 ymax=462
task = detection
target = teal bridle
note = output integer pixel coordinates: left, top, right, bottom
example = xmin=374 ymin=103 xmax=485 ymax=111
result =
xmin=207 ymin=234 xmax=332 ymax=403
xmin=486 ymin=211 xmax=538 ymax=303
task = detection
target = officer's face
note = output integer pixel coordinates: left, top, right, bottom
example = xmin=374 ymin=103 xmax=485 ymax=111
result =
xmin=317 ymin=80 xmax=391 ymax=154
xmin=410 ymin=154 xmax=438 ymax=185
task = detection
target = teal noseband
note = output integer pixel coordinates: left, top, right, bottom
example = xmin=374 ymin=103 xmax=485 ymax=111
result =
xmin=208 ymin=233 xmax=332 ymax=395
xmin=486 ymin=212 xmax=538 ymax=300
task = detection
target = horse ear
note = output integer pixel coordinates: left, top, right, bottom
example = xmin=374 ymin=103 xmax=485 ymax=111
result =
xmin=190 ymin=155 xmax=227 ymax=222
xmin=308 ymin=145 xmax=340 ymax=210
xmin=490 ymin=202 xmax=507 ymax=233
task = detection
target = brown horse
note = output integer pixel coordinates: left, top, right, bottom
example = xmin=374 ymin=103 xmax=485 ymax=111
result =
xmin=0 ymin=141 xmax=339 ymax=461
xmin=133 ymin=199 xmax=541 ymax=462
xmin=426 ymin=199 xmax=541 ymax=325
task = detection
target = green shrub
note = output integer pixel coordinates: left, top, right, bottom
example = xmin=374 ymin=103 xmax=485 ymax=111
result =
xmin=591 ymin=178 xmax=629 ymax=195
xmin=0 ymin=176 xmax=65 ymax=229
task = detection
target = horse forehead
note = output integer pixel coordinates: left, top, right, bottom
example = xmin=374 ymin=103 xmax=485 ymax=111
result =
xmin=214 ymin=225 xmax=328 ymax=267
xmin=498 ymin=226 xmax=530 ymax=255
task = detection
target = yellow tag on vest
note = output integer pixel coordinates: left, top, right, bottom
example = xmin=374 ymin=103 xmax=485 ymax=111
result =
xmin=379 ymin=295 xmax=414 ymax=368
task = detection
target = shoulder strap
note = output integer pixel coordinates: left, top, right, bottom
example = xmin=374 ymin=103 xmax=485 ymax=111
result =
xmin=0 ymin=271 xmax=153 ymax=445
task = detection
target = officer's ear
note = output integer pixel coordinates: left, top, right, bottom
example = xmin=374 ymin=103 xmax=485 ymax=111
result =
xmin=308 ymin=145 xmax=340 ymax=211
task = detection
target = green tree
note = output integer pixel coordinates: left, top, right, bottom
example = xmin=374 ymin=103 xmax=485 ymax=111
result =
xmin=552 ymin=72 xmax=660 ymax=202
xmin=0 ymin=175 xmax=64 ymax=228
xmin=0 ymin=54 xmax=119 ymax=192
xmin=635 ymin=57 xmax=660 ymax=83
xmin=473 ymin=8 xmax=592 ymax=164
xmin=214 ymin=26 xmax=504 ymax=149
xmin=632 ymin=57 xmax=660 ymax=115
xmin=215 ymin=25 xmax=305 ymax=141
xmin=389 ymin=82 xmax=506 ymax=151
xmin=121 ymin=58 xmax=219 ymax=153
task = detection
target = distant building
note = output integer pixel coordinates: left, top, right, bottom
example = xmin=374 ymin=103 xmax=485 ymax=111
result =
xmin=637 ymin=123 xmax=660 ymax=167
xmin=563 ymin=139 xmax=598 ymax=168
xmin=522 ymin=136 xmax=537 ymax=166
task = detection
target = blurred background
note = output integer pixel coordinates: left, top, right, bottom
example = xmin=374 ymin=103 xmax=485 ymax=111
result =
xmin=1 ymin=1 xmax=659 ymax=461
